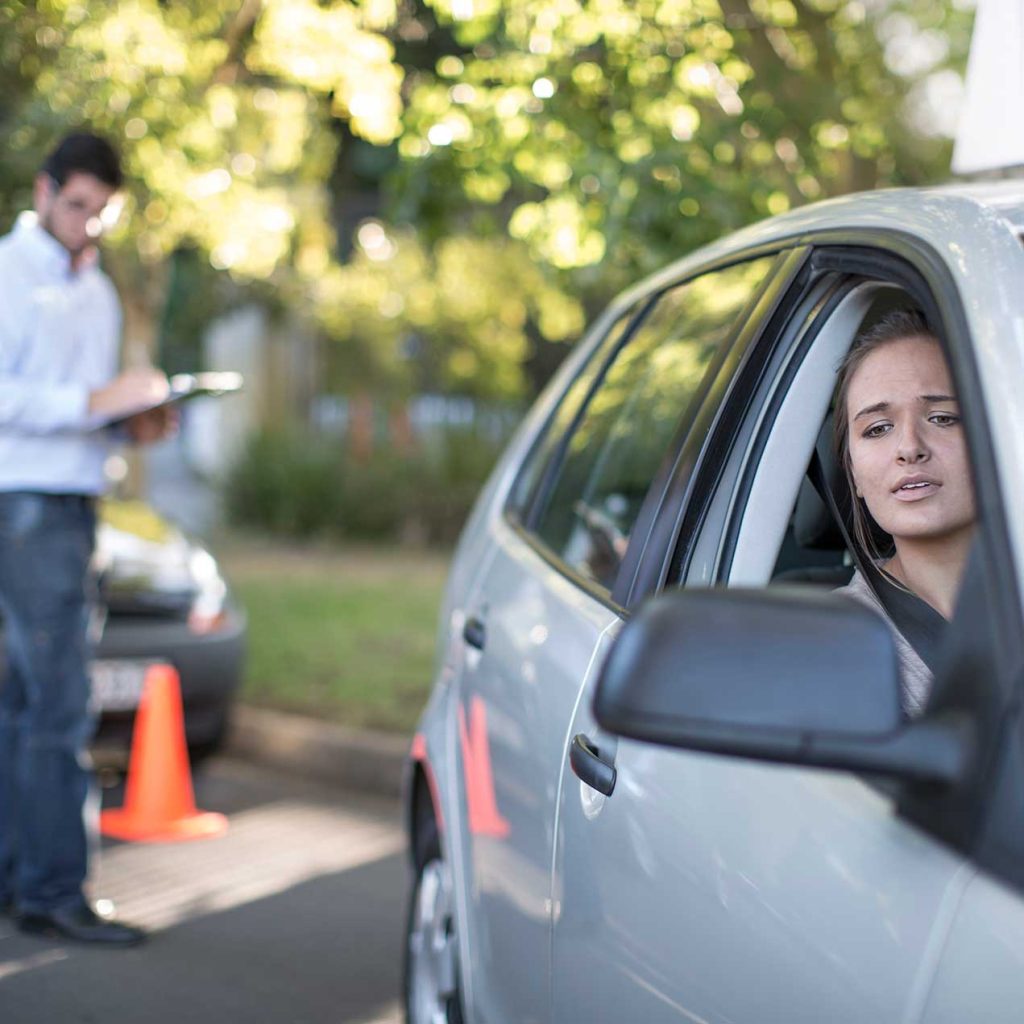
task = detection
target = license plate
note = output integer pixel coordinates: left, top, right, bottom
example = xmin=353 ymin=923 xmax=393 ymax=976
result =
xmin=90 ymin=660 xmax=150 ymax=711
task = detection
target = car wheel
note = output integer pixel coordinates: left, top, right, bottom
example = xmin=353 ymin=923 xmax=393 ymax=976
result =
xmin=404 ymin=819 xmax=463 ymax=1024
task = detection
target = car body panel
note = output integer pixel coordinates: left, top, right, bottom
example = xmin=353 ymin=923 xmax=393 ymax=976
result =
xmin=919 ymin=871 xmax=1024 ymax=1024
xmin=552 ymin=683 xmax=972 ymax=1023
xmin=431 ymin=301 xmax=632 ymax=679
xmin=451 ymin=516 xmax=618 ymax=1023
xmin=91 ymin=602 xmax=246 ymax=754
xmin=90 ymin=502 xmax=245 ymax=756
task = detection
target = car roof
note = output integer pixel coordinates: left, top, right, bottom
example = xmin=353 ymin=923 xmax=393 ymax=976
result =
xmin=931 ymin=179 xmax=1024 ymax=231
xmin=617 ymin=179 xmax=1024 ymax=311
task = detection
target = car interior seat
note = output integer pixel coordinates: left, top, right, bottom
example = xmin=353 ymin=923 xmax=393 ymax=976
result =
xmin=771 ymin=413 xmax=855 ymax=587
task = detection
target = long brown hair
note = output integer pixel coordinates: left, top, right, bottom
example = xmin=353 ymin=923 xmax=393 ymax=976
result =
xmin=833 ymin=308 xmax=939 ymax=565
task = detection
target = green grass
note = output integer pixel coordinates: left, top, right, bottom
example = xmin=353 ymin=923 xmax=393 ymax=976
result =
xmin=217 ymin=537 xmax=451 ymax=734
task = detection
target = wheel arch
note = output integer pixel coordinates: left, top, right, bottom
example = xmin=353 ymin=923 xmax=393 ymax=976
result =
xmin=407 ymin=735 xmax=446 ymax=870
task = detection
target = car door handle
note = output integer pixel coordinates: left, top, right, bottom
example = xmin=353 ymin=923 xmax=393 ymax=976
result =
xmin=463 ymin=616 xmax=487 ymax=651
xmin=570 ymin=733 xmax=616 ymax=797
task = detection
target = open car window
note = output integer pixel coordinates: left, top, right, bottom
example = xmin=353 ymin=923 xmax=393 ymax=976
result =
xmin=715 ymin=275 xmax=998 ymax=720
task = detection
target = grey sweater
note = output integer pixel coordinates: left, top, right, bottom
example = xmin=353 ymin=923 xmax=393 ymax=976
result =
xmin=835 ymin=569 xmax=932 ymax=717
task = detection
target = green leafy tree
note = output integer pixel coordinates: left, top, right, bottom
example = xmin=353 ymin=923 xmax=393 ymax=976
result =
xmin=0 ymin=0 xmax=404 ymax=352
xmin=391 ymin=0 xmax=974 ymax=292
xmin=301 ymin=0 xmax=967 ymax=400
xmin=0 ymin=0 xmax=976 ymax=405
xmin=314 ymin=226 xmax=584 ymax=399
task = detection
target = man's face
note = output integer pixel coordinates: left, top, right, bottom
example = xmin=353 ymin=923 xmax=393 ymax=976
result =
xmin=33 ymin=171 xmax=117 ymax=258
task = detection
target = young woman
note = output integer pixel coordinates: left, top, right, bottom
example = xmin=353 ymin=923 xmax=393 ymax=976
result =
xmin=833 ymin=309 xmax=976 ymax=715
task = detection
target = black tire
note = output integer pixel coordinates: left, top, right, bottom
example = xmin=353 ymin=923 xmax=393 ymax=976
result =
xmin=404 ymin=815 xmax=464 ymax=1024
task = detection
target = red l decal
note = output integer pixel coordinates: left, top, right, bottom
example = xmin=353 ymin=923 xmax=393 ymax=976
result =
xmin=458 ymin=697 xmax=511 ymax=839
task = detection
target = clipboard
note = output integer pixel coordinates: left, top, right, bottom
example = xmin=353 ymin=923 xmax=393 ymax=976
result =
xmin=96 ymin=371 xmax=243 ymax=429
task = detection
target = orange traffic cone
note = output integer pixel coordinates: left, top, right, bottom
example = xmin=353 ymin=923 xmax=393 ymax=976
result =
xmin=100 ymin=664 xmax=228 ymax=843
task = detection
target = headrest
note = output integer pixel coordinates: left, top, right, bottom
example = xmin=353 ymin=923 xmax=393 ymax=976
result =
xmin=794 ymin=412 xmax=894 ymax=554
xmin=793 ymin=413 xmax=848 ymax=551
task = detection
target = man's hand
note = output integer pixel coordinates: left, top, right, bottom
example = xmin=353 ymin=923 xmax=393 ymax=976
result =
xmin=124 ymin=405 xmax=179 ymax=445
xmin=88 ymin=367 xmax=169 ymax=420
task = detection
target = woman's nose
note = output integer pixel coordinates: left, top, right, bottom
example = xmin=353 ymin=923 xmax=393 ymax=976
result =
xmin=896 ymin=422 xmax=929 ymax=463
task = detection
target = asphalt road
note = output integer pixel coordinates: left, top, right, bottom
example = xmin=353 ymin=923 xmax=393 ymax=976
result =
xmin=0 ymin=758 xmax=408 ymax=1024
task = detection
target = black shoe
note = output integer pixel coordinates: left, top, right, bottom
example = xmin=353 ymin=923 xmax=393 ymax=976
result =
xmin=16 ymin=902 xmax=146 ymax=947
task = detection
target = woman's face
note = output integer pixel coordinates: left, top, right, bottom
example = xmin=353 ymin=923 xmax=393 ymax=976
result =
xmin=845 ymin=335 xmax=976 ymax=546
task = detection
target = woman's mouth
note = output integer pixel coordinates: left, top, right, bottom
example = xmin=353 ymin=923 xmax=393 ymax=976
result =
xmin=892 ymin=476 xmax=940 ymax=501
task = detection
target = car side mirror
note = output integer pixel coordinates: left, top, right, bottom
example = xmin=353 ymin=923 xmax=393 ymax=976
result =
xmin=593 ymin=587 xmax=971 ymax=784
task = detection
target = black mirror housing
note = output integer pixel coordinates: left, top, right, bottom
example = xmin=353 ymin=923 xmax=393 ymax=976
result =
xmin=594 ymin=588 xmax=969 ymax=783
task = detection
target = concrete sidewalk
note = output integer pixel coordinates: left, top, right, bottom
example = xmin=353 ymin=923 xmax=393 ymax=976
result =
xmin=226 ymin=705 xmax=411 ymax=798
xmin=3 ymin=761 xmax=406 ymax=1024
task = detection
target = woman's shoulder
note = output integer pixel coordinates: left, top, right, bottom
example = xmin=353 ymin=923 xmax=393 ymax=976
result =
xmin=834 ymin=568 xmax=880 ymax=608
xmin=834 ymin=567 xmax=931 ymax=716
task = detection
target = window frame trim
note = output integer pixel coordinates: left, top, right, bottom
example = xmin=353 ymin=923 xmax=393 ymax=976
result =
xmin=711 ymin=276 xmax=863 ymax=586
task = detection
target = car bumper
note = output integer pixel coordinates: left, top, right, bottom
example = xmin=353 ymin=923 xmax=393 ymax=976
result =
xmin=92 ymin=604 xmax=247 ymax=756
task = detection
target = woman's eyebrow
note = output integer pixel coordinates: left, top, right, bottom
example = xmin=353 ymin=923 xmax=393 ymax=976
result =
xmin=854 ymin=401 xmax=889 ymax=421
xmin=854 ymin=394 xmax=958 ymax=420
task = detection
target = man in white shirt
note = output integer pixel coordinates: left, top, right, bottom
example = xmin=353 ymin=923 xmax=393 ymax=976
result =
xmin=0 ymin=132 xmax=172 ymax=946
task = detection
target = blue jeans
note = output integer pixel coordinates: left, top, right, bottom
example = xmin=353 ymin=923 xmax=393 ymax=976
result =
xmin=0 ymin=492 xmax=97 ymax=913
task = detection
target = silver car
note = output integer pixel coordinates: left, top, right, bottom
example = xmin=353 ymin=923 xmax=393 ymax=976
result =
xmin=402 ymin=181 xmax=1024 ymax=1023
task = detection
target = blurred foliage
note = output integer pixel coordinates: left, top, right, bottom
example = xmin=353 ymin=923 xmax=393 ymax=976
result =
xmin=0 ymin=0 xmax=976 ymax=401
xmin=321 ymin=0 xmax=975 ymax=397
xmin=0 ymin=0 xmax=402 ymax=276
xmin=394 ymin=0 xmax=974 ymax=291
xmin=315 ymin=228 xmax=584 ymax=398
xmin=224 ymin=424 xmax=509 ymax=544
xmin=220 ymin=538 xmax=448 ymax=732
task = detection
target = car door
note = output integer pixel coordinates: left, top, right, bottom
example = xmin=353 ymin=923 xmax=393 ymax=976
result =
xmin=549 ymin=249 xmax=1022 ymax=1022
xmin=453 ymin=253 xmax=780 ymax=1024
xmin=919 ymin=869 xmax=1024 ymax=1023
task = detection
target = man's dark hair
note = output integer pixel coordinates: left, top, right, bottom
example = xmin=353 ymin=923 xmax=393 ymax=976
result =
xmin=41 ymin=131 xmax=123 ymax=190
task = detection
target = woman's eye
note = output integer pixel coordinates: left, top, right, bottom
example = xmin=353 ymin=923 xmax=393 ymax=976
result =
xmin=862 ymin=422 xmax=891 ymax=438
xmin=930 ymin=413 xmax=960 ymax=427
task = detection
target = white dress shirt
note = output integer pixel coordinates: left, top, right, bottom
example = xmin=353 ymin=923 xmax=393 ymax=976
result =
xmin=0 ymin=212 xmax=120 ymax=495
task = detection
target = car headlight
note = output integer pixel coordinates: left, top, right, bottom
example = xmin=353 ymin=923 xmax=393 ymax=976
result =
xmin=187 ymin=548 xmax=229 ymax=635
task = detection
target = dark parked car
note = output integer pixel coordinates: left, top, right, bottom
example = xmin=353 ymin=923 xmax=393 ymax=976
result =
xmin=0 ymin=499 xmax=246 ymax=764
